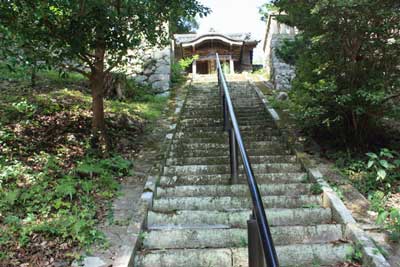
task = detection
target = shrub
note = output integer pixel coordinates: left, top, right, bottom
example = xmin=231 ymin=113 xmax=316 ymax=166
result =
xmin=272 ymin=0 xmax=400 ymax=146
xmin=276 ymin=36 xmax=305 ymax=65
xmin=377 ymin=208 xmax=400 ymax=242
xmin=171 ymin=55 xmax=199 ymax=84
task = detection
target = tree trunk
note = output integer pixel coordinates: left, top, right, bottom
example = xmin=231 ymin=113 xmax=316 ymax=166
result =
xmin=31 ymin=64 xmax=37 ymax=88
xmin=89 ymin=44 xmax=109 ymax=151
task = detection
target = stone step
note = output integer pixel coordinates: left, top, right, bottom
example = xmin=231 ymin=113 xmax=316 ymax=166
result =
xmin=184 ymin=99 xmax=262 ymax=105
xmin=156 ymin=183 xmax=312 ymax=198
xmin=179 ymin=114 xmax=271 ymax=122
xmin=143 ymin=225 xmax=343 ymax=249
xmin=173 ymin=130 xmax=282 ymax=139
xmin=176 ymin=125 xmax=275 ymax=133
xmin=172 ymin=134 xmax=283 ymax=144
xmin=166 ymin=155 xmax=296 ymax=165
xmin=147 ymin=208 xmax=332 ymax=229
xmin=168 ymin=147 xmax=291 ymax=158
xmin=159 ymin=172 xmax=309 ymax=186
xmin=170 ymin=141 xmax=287 ymax=151
xmin=185 ymin=101 xmax=261 ymax=106
xmin=183 ymin=106 xmax=266 ymax=113
xmin=179 ymin=111 xmax=270 ymax=118
xmin=180 ymin=109 xmax=269 ymax=117
xmin=152 ymin=195 xmax=322 ymax=212
xmin=178 ymin=120 xmax=274 ymax=129
xmin=163 ymin=163 xmax=301 ymax=175
xmin=135 ymin=244 xmax=353 ymax=267
xmin=179 ymin=118 xmax=273 ymax=127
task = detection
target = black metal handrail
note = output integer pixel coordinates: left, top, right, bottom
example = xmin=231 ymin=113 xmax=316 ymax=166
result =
xmin=216 ymin=53 xmax=279 ymax=267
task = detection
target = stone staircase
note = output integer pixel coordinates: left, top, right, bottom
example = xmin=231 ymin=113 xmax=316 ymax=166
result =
xmin=135 ymin=76 xmax=354 ymax=267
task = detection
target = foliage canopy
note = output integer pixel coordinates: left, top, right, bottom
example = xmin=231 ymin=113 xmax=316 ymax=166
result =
xmin=270 ymin=0 xmax=400 ymax=145
xmin=0 ymin=0 xmax=209 ymax=148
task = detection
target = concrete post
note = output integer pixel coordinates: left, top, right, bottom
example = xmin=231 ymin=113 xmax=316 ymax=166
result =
xmin=192 ymin=60 xmax=197 ymax=77
xmin=230 ymin=57 xmax=234 ymax=74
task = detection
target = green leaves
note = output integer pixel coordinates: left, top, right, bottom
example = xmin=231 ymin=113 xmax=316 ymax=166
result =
xmin=272 ymin=0 xmax=400 ymax=144
xmin=365 ymin=148 xmax=399 ymax=188
xmin=55 ymin=176 xmax=77 ymax=200
xmin=376 ymin=208 xmax=400 ymax=242
xmin=0 ymin=152 xmax=131 ymax=258
xmin=377 ymin=169 xmax=387 ymax=180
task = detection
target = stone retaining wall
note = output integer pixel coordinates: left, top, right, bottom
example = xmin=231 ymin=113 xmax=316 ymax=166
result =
xmin=270 ymin=34 xmax=296 ymax=91
xmin=263 ymin=13 xmax=297 ymax=91
xmin=124 ymin=43 xmax=171 ymax=96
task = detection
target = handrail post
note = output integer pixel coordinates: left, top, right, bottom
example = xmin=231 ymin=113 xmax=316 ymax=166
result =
xmin=229 ymin=127 xmax=239 ymax=183
xmin=248 ymin=212 xmax=267 ymax=267
xmin=223 ymin=98 xmax=229 ymax=131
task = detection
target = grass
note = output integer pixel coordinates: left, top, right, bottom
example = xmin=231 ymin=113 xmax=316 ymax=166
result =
xmin=0 ymin=65 xmax=168 ymax=266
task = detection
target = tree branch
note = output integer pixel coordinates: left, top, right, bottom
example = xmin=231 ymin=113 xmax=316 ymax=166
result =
xmin=59 ymin=63 xmax=90 ymax=78
xmin=383 ymin=92 xmax=400 ymax=104
xmin=78 ymin=53 xmax=94 ymax=68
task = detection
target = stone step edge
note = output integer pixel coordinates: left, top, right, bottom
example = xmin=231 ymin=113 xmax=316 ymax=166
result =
xmin=142 ymin=224 xmax=344 ymax=249
xmin=249 ymin=78 xmax=390 ymax=267
xmin=134 ymin=243 xmax=354 ymax=267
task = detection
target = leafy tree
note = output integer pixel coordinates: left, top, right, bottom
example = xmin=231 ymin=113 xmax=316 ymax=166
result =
xmin=270 ymin=0 xmax=400 ymax=146
xmin=0 ymin=0 xmax=209 ymax=148
xmin=170 ymin=16 xmax=200 ymax=34
xmin=0 ymin=25 xmax=55 ymax=87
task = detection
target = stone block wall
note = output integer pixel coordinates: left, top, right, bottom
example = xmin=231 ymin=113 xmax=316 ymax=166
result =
xmin=263 ymin=13 xmax=297 ymax=91
xmin=124 ymin=43 xmax=171 ymax=95
xmin=270 ymin=34 xmax=296 ymax=91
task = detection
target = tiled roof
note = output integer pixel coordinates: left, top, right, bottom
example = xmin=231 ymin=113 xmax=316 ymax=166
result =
xmin=174 ymin=32 xmax=255 ymax=44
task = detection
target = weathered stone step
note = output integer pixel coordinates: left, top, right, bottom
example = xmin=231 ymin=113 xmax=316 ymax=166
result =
xmin=173 ymin=130 xmax=282 ymax=139
xmin=181 ymin=111 xmax=268 ymax=119
xmin=179 ymin=117 xmax=273 ymax=125
xmin=177 ymin=125 xmax=275 ymax=133
xmin=185 ymin=101 xmax=261 ymax=107
xmin=179 ymin=113 xmax=271 ymax=122
xmin=169 ymin=147 xmax=291 ymax=158
xmin=178 ymin=120 xmax=274 ymax=128
xmin=166 ymin=154 xmax=295 ymax=165
xmin=163 ymin=162 xmax=301 ymax=175
xmin=186 ymin=96 xmax=261 ymax=102
xmin=135 ymin=244 xmax=353 ymax=267
xmin=156 ymin=183 xmax=312 ymax=198
xmin=172 ymin=134 xmax=283 ymax=144
xmin=159 ymin=172 xmax=309 ymax=186
xmin=183 ymin=106 xmax=266 ymax=112
xmin=170 ymin=141 xmax=287 ymax=151
xmin=147 ymin=208 xmax=332 ymax=229
xmin=152 ymin=195 xmax=322 ymax=212
xmin=143 ymin=224 xmax=343 ymax=249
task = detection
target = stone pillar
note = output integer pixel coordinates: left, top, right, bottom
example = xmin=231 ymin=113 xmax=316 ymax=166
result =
xmin=192 ymin=60 xmax=197 ymax=77
xmin=230 ymin=57 xmax=234 ymax=74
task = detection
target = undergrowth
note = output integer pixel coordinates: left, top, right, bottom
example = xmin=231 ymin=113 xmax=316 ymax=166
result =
xmin=0 ymin=66 xmax=167 ymax=265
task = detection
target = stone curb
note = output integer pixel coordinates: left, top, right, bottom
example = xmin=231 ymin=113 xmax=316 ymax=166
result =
xmin=249 ymin=78 xmax=391 ymax=267
xmin=113 ymin=81 xmax=190 ymax=267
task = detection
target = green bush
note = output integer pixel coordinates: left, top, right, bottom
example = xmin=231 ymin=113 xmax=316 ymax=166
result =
xmin=0 ymin=153 xmax=132 ymax=258
xmin=377 ymin=208 xmax=400 ymax=242
xmin=272 ymin=0 xmax=400 ymax=146
xmin=334 ymin=148 xmax=400 ymax=242
xmin=276 ymin=36 xmax=305 ymax=65
xmin=171 ymin=55 xmax=199 ymax=84
xmin=365 ymin=149 xmax=400 ymax=192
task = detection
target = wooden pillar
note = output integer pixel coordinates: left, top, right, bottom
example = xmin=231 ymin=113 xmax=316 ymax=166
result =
xmin=192 ymin=60 xmax=197 ymax=77
xmin=230 ymin=56 xmax=234 ymax=74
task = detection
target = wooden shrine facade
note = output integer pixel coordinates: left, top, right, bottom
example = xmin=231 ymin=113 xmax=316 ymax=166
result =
xmin=173 ymin=33 xmax=259 ymax=75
